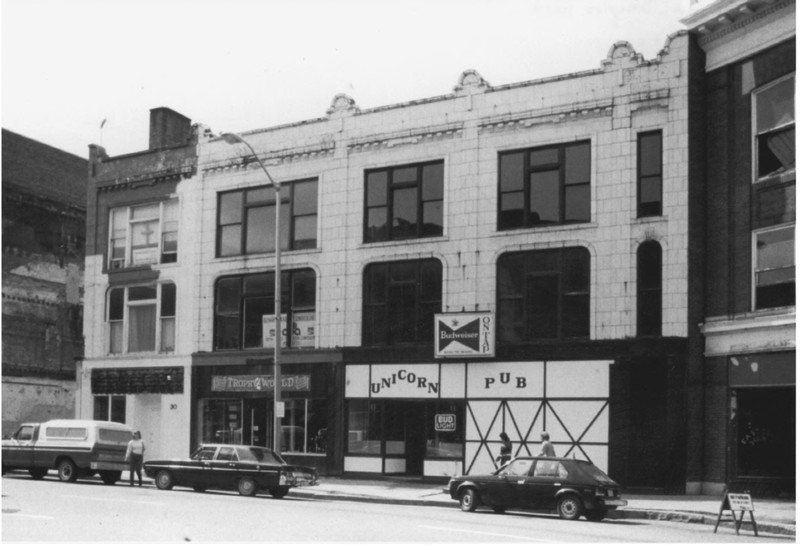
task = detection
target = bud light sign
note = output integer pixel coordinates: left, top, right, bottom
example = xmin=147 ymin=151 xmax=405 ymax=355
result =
xmin=435 ymin=312 xmax=495 ymax=358
xmin=435 ymin=414 xmax=456 ymax=432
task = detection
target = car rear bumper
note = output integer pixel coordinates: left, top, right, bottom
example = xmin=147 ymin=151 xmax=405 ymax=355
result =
xmin=91 ymin=462 xmax=128 ymax=471
xmin=599 ymin=499 xmax=627 ymax=507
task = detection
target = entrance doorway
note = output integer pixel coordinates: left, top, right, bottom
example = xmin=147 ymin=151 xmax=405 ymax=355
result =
xmin=243 ymin=399 xmax=269 ymax=447
xmin=384 ymin=401 xmax=427 ymax=476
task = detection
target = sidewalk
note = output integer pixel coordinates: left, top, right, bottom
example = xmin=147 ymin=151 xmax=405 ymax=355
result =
xmin=287 ymin=477 xmax=796 ymax=537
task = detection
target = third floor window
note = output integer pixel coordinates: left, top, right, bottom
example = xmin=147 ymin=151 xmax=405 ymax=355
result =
xmin=498 ymin=141 xmax=591 ymax=230
xmin=754 ymin=74 xmax=794 ymax=181
xmin=109 ymin=199 xmax=178 ymax=269
xmin=364 ymin=161 xmax=444 ymax=243
xmin=217 ymin=179 xmax=318 ymax=257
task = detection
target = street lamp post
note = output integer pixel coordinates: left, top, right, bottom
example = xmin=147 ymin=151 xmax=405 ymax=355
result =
xmin=221 ymin=132 xmax=282 ymax=454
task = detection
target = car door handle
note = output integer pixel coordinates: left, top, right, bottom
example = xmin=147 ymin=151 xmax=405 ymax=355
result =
xmin=229 ymin=463 xmax=236 ymax=468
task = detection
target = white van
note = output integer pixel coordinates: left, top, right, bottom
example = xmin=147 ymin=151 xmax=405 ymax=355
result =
xmin=2 ymin=419 xmax=133 ymax=484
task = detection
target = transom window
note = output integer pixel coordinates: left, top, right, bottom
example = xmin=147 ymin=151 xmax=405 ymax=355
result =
xmin=362 ymin=259 xmax=442 ymax=345
xmin=754 ymin=224 xmax=795 ymax=310
xmin=107 ymin=282 xmax=176 ymax=354
xmin=637 ymin=131 xmax=663 ymax=217
xmin=498 ymin=141 xmax=591 ymax=230
xmin=364 ymin=161 xmax=444 ymax=243
xmin=754 ymin=74 xmax=795 ymax=181
xmin=217 ymin=179 xmax=318 ymax=257
xmin=214 ymin=269 xmax=316 ymax=350
xmin=109 ymin=199 xmax=178 ymax=269
xmin=497 ymin=247 xmax=590 ymax=341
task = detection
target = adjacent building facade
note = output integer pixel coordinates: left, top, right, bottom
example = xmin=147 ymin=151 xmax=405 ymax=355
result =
xmin=2 ymin=129 xmax=87 ymax=436
xmin=683 ymin=0 xmax=795 ymax=497
xmin=80 ymin=34 xmax=709 ymax=492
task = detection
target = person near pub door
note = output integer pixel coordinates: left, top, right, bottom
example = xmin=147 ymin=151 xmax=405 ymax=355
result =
xmin=125 ymin=431 xmax=146 ymax=486
xmin=538 ymin=431 xmax=556 ymax=457
xmin=497 ymin=432 xmax=512 ymax=465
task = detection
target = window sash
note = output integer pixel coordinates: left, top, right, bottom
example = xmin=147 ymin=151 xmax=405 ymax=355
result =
xmin=108 ymin=200 xmax=179 ymax=268
xmin=753 ymin=224 xmax=795 ymax=310
xmin=364 ymin=162 xmax=444 ymax=243
xmin=637 ymin=131 xmax=663 ymax=217
xmin=216 ymin=180 xmax=317 ymax=257
xmin=753 ymin=74 xmax=795 ymax=182
xmin=107 ymin=283 xmax=176 ymax=355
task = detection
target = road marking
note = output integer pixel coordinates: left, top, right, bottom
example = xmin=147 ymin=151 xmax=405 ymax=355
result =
xmin=63 ymin=494 xmax=167 ymax=506
xmin=3 ymin=513 xmax=55 ymax=520
xmin=419 ymin=524 xmax=553 ymax=542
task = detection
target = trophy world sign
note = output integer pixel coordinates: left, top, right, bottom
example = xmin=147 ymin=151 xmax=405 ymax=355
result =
xmin=435 ymin=312 xmax=495 ymax=358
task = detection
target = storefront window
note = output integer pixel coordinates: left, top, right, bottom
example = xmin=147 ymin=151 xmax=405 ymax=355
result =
xmin=282 ymin=398 xmax=328 ymax=454
xmin=93 ymin=395 xmax=126 ymax=423
xmin=347 ymin=400 xmax=382 ymax=454
xmin=200 ymin=399 xmax=243 ymax=444
xmin=426 ymin=401 xmax=464 ymax=459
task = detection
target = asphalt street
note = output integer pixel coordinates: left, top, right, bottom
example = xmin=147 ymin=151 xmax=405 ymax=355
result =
xmin=2 ymin=474 xmax=792 ymax=543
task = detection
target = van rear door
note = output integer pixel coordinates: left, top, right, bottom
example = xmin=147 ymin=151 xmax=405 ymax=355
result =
xmin=92 ymin=427 xmax=131 ymax=470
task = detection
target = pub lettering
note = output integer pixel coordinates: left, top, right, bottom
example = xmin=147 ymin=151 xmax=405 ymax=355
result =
xmin=484 ymin=373 xmax=527 ymax=389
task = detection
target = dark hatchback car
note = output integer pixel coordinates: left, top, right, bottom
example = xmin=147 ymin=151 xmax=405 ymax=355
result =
xmin=447 ymin=457 xmax=626 ymax=521
xmin=144 ymin=444 xmax=318 ymax=498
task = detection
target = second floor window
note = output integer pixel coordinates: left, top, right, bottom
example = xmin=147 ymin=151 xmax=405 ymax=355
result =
xmin=108 ymin=282 xmax=175 ymax=354
xmin=637 ymin=241 xmax=662 ymax=336
xmin=754 ymin=224 xmax=795 ymax=310
xmin=754 ymin=74 xmax=794 ymax=181
xmin=497 ymin=247 xmax=590 ymax=341
xmin=109 ymin=199 xmax=178 ymax=269
xmin=499 ymin=141 xmax=591 ymax=230
xmin=363 ymin=259 xmax=442 ymax=345
xmin=364 ymin=161 xmax=444 ymax=243
xmin=217 ymin=179 xmax=318 ymax=257
xmin=214 ymin=269 xmax=316 ymax=350
xmin=637 ymin=131 xmax=663 ymax=217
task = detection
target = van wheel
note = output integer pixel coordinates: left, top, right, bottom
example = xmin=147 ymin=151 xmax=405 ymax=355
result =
xmin=269 ymin=487 xmax=289 ymax=499
xmin=237 ymin=477 xmax=257 ymax=496
xmin=57 ymin=459 xmax=78 ymax=482
xmin=100 ymin=471 xmax=122 ymax=485
xmin=29 ymin=468 xmax=47 ymax=480
xmin=155 ymin=470 xmax=174 ymax=490
xmin=459 ymin=487 xmax=479 ymax=512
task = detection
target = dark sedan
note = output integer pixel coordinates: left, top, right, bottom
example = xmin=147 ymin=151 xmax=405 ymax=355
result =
xmin=447 ymin=457 xmax=626 ymax=521
xmin=144 ymin=444 xmax=318 ymax=498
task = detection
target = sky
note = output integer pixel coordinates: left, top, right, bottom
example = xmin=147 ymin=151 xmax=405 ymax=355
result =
xmin=3 ymin=0 xmax=691 ymax=159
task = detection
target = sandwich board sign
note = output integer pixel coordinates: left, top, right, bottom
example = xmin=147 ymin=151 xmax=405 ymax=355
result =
xmin=714 ymin=490 xmax=758 ymax=536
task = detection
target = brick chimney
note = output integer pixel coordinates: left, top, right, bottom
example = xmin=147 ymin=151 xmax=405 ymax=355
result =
xmin=149 ymin=107 xmax=192 ymax=150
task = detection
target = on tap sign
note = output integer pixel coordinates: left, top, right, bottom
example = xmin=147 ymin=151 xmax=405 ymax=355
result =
xmin=435 ymin=312 xmax=495 ymax=358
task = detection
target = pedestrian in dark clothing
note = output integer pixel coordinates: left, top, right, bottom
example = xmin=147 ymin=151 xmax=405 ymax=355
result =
xmin=497 ymin=432 xmax=512 ymax=465
xmin=125 ymin=431 xmax=146 ymax=486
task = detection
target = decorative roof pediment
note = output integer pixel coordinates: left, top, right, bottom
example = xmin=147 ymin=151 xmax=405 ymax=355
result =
xmin=454 ymin=69 xmax=490 ymax=95
xmin=327 ymin=93 xmax=360 ymax=118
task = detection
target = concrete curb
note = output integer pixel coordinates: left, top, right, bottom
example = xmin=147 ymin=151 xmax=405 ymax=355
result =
xmin=287 ymin=490 xmax=796 ymax=537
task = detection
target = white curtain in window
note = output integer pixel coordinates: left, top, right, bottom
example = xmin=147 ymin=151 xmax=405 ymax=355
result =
xmin=128 ymin=304 xmax=156 ymax=352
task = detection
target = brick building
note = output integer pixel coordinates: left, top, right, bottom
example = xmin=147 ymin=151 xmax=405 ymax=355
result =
xmin=2 ymin=129 xmax=87 ymax=436
xmin=683 ymin=0 xmax=795 ymax=497
xmin=79 ymin=34 xmax=708 ymax=492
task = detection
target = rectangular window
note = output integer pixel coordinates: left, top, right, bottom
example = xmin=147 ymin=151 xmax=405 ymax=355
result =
xmin=637 ymin=131 xmax=663 ymax=217
xmin=216 ymin=179 xmax=317 ymax=257
xmin=213 ymin=269 xmax=316 ymax=351
xmin=108 ymin=199 xmax=179 ymax=269
xmin=363 ymin=259 xmax=442 ymax=345
xmin=753 ymin=74 xmax=795 ymax=181
xmin=347 ymin=399 xmax=382 ymax=454
xmin=754 ymin=224 xmax=795 ymax=310
xmin=93 ymin=395 xmax=126 ymax=423
xmin=497 ymin=247 xmax=590 ymax=341
xmin=637 ymin=241 xmax=663 ymax=336
xmin=107 ymin=283 xmax=176 ymax=354
xmin=364 ymin=161 xmax=444 ymax=243
xmin=499 ymin=141 xmax=591 ymax=230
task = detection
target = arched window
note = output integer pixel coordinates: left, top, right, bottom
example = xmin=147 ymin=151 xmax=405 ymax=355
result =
xmin=637 ymin=241 xmax=662 ymax=336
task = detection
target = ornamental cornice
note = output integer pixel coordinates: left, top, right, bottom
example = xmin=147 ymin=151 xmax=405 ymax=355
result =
xmin=478 ymin=98 xmax=614 ymax=133
xmin=203 ymin=143 xmax=336 ymax=174
xmin=697 ymin=0 xmax=794 ymax=45
xmin=96 ymin=166 xmax=194 ymax=193
xmin=346 ymin=122 xmax=464 ymax=153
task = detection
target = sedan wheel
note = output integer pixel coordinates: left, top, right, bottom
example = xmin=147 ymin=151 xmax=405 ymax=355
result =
xmin=155 ymin=470 xmax=175 ymax=490
xmin=459 ymin=488 xmax=479 ymax=512
xmin=237 ymin=477 xmax=257 ymax=496
xmin=57 ymin=459 xmax=78 ymax=482
xmin=556 ymin=494 xmax=583 ymax=520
